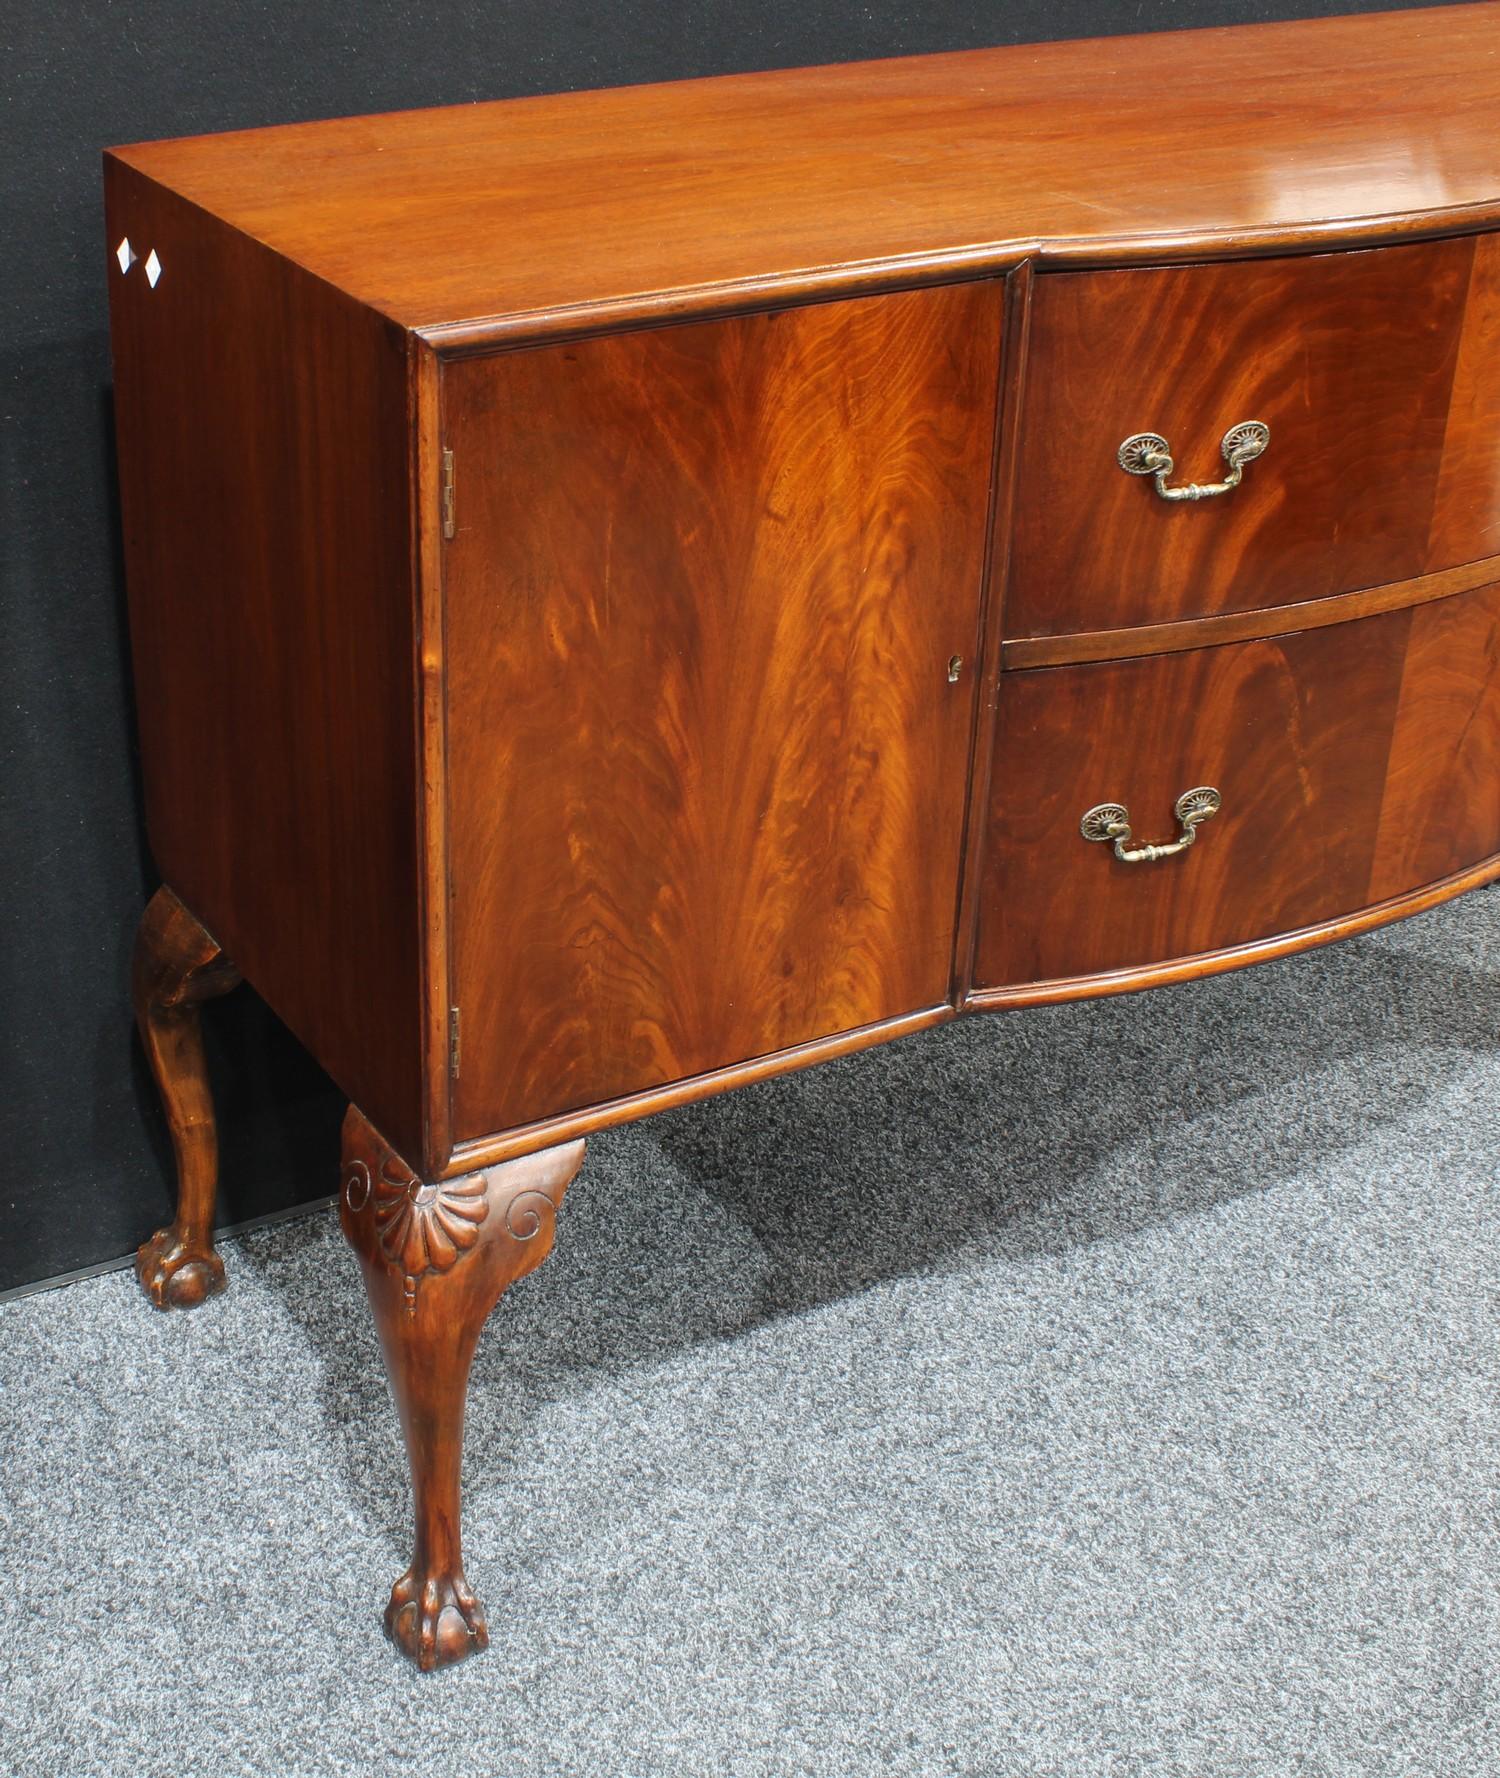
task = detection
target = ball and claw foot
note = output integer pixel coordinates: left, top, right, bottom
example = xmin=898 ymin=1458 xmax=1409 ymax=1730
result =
xmin=136 ymin=1225 xmax=227 ymax=1310
xmin=385 ymin=1565 xmax=490 ymax=1671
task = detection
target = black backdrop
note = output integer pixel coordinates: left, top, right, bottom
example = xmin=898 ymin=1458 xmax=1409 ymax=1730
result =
xmin=0 ymin=0 xmax=1442 ymax=1293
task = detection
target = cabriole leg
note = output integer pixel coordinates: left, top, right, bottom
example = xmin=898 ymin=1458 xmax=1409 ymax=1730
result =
xmin=340 ymin=1105 xmax=585 ymax=1672
xmin=134 ymin=885 xmax=242 ymax=1309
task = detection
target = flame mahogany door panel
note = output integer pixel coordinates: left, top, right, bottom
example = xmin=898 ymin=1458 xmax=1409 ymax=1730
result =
xmin=1005 ymin=237 xmax=1500 ymax=638
xmin=444 ymin=283 xmax=1001 ymax=1139
xmin=974 ymin=580 xmax=1500 ymax=990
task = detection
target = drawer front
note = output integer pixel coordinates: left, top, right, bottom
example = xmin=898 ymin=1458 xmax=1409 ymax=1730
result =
xmin=1006 ymin=235 xmax=1500 ymax=639
xmin=973 ymin=581 xmax=1500 ymax=989
xmin=445 ymin=282 xmax=1000 ymax=1138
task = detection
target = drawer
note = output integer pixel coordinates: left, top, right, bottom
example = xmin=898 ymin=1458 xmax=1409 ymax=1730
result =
xmin=1005 ymin=235 xmax=1500 ymax=639
xmin=973 ymin=580 xmax=1500 ymax=990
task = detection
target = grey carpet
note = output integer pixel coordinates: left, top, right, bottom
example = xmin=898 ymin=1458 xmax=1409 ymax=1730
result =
xmin=3 ymin=893 xmax=1498 ymax=1778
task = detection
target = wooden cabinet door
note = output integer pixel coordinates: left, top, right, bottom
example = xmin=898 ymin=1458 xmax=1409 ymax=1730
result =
xmin=444 ymin=284 xmax=1001 ymax=1138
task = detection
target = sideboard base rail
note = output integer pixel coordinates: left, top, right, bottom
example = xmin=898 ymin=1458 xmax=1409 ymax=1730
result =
xmin=438 ymin=1004 xmax=954 ymax=1181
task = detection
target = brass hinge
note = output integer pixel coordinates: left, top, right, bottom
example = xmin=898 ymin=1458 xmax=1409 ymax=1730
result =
xmin=449 ymin=1006 xmax=461 ymax=1077
xmin=440 ymin=448 xmax=456 ymax=540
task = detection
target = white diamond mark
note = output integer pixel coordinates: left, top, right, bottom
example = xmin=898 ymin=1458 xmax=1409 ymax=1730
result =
xmin=144 ymin=249 xmax=162 ymax=288
xmin=115 ymin=237 xmax=136 ymax=274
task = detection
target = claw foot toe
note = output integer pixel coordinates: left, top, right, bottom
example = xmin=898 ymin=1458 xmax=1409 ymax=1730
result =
xmin=136 ymin=1226 xmax=226 ymax=1310
xmin=384 ymin=1566 xmax=489 ymax=1671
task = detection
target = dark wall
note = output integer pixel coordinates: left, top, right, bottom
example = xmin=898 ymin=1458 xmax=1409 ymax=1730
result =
xmin=0 ymin=0 xmax=1442 ymax=1292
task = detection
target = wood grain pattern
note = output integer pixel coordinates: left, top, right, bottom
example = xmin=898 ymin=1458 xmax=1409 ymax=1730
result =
xmin=1371 ymin=584 xmax=1500 ymax=901
xmin=105 ymin=5 xmax=1500 ymax=338
xmin=1001 ymin=554 xmax=1500 ymax=670
xmin=105 ymin=160 xmax=427 ymax=1163
xmin=973 ymin=581 xmax=1500 ymax=989
xmin=443 ymin=284 xmax=1000 ymax=1138
xmin=1005 ymin=240 xmax=1476 ymax=636
xmin=1429 ymin=230 xmax=1500 ymax=572
xmin=340 ymin=1107 xmax=585 ymax=1671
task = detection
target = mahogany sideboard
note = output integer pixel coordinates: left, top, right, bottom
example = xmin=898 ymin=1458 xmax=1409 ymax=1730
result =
xmin=106 ymin=2 xmax=1500 ymax=1670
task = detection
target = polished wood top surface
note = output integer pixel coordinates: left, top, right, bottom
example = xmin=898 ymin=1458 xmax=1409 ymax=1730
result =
xmin=106 ymin=4 xmax=1500 ymax=338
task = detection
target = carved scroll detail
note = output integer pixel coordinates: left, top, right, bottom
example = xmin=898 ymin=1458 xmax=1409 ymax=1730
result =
xmin=504 ymin=1186 xmax=558 ymax=1241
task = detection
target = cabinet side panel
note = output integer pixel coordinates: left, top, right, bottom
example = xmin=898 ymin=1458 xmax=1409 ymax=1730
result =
xmin=105 ymin=159 xmax=425 ymax=1160
xmin=445 ymin=283 xmax=1001 ymax=1138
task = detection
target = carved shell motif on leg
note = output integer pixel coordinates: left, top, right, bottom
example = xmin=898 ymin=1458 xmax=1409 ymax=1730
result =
xmin=369 ymin=1165 xmax=490 ymax=1309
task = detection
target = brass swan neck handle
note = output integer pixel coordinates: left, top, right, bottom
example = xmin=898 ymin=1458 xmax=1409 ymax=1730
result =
xmin=1080 ymin=787 xmax=1222 ymax=864
xmin=1117 ymin=423 xmax=1269 ymax=502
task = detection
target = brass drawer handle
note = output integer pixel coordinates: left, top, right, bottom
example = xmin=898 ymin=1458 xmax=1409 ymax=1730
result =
xmin=1117 ymin=422 xmax=1269 ymax=502
xmin=1080 ymin=786 xmax=1222 ymax=863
